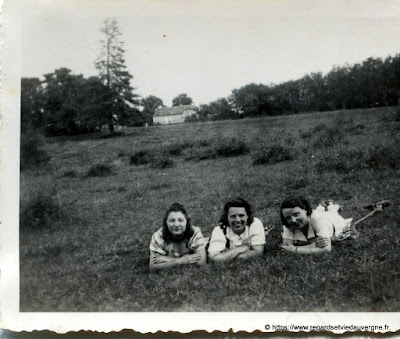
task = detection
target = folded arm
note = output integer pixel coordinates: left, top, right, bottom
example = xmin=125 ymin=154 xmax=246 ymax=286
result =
xmin=236 ymin=244 xmax=264 ymax=259
xmin=149 ymin=251 xmax=202 ymax=271
xmin=281 ymin=238 xmax=332 ymax=255
xmin=209 ymin=244 xmax=250 ymax=262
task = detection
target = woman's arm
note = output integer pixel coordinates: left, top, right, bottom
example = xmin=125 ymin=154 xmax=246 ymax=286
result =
xmin=194 ymin=246 xmax=207 ymax=266
xmin=149 ymin=252 xmax=201 ymax=271
xmin=281 ymin=238 xmax=332 ymax=255
xmin=209 ymin=244 xmax=250 ymax=262
xmin=236 ymin=244 xmax=264 ymax=259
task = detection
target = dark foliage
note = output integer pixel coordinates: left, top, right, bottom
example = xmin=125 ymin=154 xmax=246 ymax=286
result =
xmin=365 ymin=146 xmax=399 ymax=170
xmin=184 ymin=138 xmax=249 ymax=161
xmin=20 ymin=193 xmax=61 ymax=230
xmin=87 ymin=164 xmax=113 ymax=177
xmin=253 ymin=145 xmax=294 ymax=165
xmin=215 ymin=138 xmax=250 ymax=157
xmin=63 ymin=170 xmax=79 ymax=178
xmin=150 ymin=155 xmax=174 ymax=169
xmin=130 ymin=151 xmax=151 ymax=165
xmin=20 ymin=132 xmax=51 ymax=170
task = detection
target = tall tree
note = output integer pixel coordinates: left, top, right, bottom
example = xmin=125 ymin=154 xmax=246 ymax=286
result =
xmin=95 ymin=19 xmax=140 ymax=132
xmin=172 ymin=93 xmax=193 ymax=106
xmin=21 ymin=77 xmax=45 ymax=132
xmin=141 ymin=95 xmax=164 ymax=125
xmin=229 ymin=83 xmax=272 ymax=117
xmin=42 ymin=68 xmax=85 ymax=135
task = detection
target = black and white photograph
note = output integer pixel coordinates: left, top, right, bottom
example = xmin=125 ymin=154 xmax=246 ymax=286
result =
xmin=1 ymin=0 xmax=399 ymax=334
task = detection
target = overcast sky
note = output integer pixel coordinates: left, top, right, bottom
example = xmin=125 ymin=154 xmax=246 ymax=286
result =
xmin=17 ymin=0 xmax=400 ymax=106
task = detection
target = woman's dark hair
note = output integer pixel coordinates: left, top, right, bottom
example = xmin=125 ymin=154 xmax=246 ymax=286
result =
xmin=219 ymin=197 xmax=254 ymax=229
xmin=162 ymin=202 xmax=194 ymax=242
xmin=280 ymin=196 xmax=313 ymax=227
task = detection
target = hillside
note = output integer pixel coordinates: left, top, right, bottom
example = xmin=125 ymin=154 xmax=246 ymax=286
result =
xmin=20 ymin=106 xmax=400 ymax=311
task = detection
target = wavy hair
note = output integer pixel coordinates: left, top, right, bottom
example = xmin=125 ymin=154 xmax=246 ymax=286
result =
xmin=162 ymin=202 xmax=194 ymax=242
xmin=280 ymin=196 xmax=313 ymax=227
xmin=219 ymin=197 xmax=254 ymax=231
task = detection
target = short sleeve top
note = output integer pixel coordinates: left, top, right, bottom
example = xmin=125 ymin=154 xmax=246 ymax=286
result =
xmin=208 ymin=217 xmax=265 ymax=254
xmin=282 ymin=210 xmax=335 ymax=245
xmin=149 ymin=226 xmax=206 ymax=258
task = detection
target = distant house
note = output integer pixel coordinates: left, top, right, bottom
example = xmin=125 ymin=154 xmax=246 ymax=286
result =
xmin=153 ymin=105 xmax=196 ymax=125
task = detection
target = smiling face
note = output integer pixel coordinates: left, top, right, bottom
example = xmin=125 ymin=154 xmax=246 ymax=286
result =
xmin=281 ymin=206 xmax=309 ymax=231
xmin=166 ymin=211 xmax=187 ymax=236
xmin=228 ymin=207 xmax=248 ymax=235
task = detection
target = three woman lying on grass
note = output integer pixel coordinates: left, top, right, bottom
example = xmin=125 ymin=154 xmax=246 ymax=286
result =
xmin=149 ymin=196 xmax=359 ymax=270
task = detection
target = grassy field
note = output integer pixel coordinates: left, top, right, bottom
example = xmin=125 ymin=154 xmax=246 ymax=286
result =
xmin=20 ymin=107 xmax=400 ymax=312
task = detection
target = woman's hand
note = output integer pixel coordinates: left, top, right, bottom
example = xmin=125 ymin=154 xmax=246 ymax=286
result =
xmin=316 ymin=237 xmax=330 ymax=248
xmin=151 ymin=254 xmax=172 ymax=264
xmin=179 ymin=253 xmax=201 ymax=265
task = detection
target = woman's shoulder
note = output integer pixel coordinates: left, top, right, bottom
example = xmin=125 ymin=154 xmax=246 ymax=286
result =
xmin=250 ymin=217 xmax=264 ymax=228
xmin=191 ymin=225 xmax=203 ymax=233
xmin=210 ymin=224 xmax=226 ymax=238
xmin=281 ymin=224 xmax=294 ymax=238
xmin=149 ymin=228 xmax=167 ymax=254
xmin=310 ymin=209 xmax=330 ymax=223
xmin=151 ymin=228 xmax=165 ymax=241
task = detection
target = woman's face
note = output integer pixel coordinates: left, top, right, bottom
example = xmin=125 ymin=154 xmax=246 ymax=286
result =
xmin=166 ymin=211 xmax=187 ymax=236
xmin=281 ymin=206 xmax=309 ymax=230
xmin=228 ymin=207 xmax=248 ymax=235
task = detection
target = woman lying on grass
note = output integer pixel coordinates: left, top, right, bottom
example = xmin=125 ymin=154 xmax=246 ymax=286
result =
xmin=149 ymin=202 xmax=207 ymax=271
xmin=208 ymin=197 xmax=265 ymax=262
xmin=280 ymin=196 xmax=359 ymax=255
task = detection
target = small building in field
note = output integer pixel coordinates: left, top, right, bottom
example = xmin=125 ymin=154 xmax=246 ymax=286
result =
xmin=153 ymin=105 xmax=196 ymax=125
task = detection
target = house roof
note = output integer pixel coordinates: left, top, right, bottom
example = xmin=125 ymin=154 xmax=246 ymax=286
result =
xmin=154 ymin=105 xmax=196 ymax=116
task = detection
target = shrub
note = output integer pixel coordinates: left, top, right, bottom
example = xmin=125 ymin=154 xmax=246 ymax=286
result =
xmin=167 ymin=141 xmax=194 ymax=156
xmin=130 ymin=151 xmax=151 ymax=165
xmin=184 ymin=147 xmax=217 ymax=161
xmin=313 ymin=124 xmax=346 ymax=149
xmin=253 ymin=145 xmax=294 ymax=165
xmin=87 ymin=164 xmax=113 ymax=177
xmin=345 ymin=123 xmax=365 ymax=135
xmin=20 ymin=192 xmax=61 ymax=230
xmin=20 ymin=131 xmax=50 ymax=170
xmin=365 ymin=146 xmax=399 ymax=170
xmin=63 ymin=170 xmax=79 ymax=178
xmin=215 ymin=138 xmax=250 ymax=157
xmin=184 ymin=138 xmax=249 ymax=161
xmin=150 ymin=155 xmax=173 ymax=169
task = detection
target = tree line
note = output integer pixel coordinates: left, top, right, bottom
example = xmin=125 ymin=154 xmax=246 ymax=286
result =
xmin=194 ymin=55 xmax=400 ymax=121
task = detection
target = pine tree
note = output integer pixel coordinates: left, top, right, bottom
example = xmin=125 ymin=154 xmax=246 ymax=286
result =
xmin=95 ymin=19 xmax=140 ymax=132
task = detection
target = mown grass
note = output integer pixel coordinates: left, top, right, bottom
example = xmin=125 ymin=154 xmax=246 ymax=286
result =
xmin=19 ymin=106 xmax=400 ymax=311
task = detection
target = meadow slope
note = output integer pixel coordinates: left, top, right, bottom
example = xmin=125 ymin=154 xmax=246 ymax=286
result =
xmin=20 ymin=107 xmax=400 ymax=311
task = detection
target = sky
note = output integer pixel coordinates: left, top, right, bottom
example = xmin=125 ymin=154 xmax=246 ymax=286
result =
xmin=14 ymin=0 xmax=400 ymax=106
